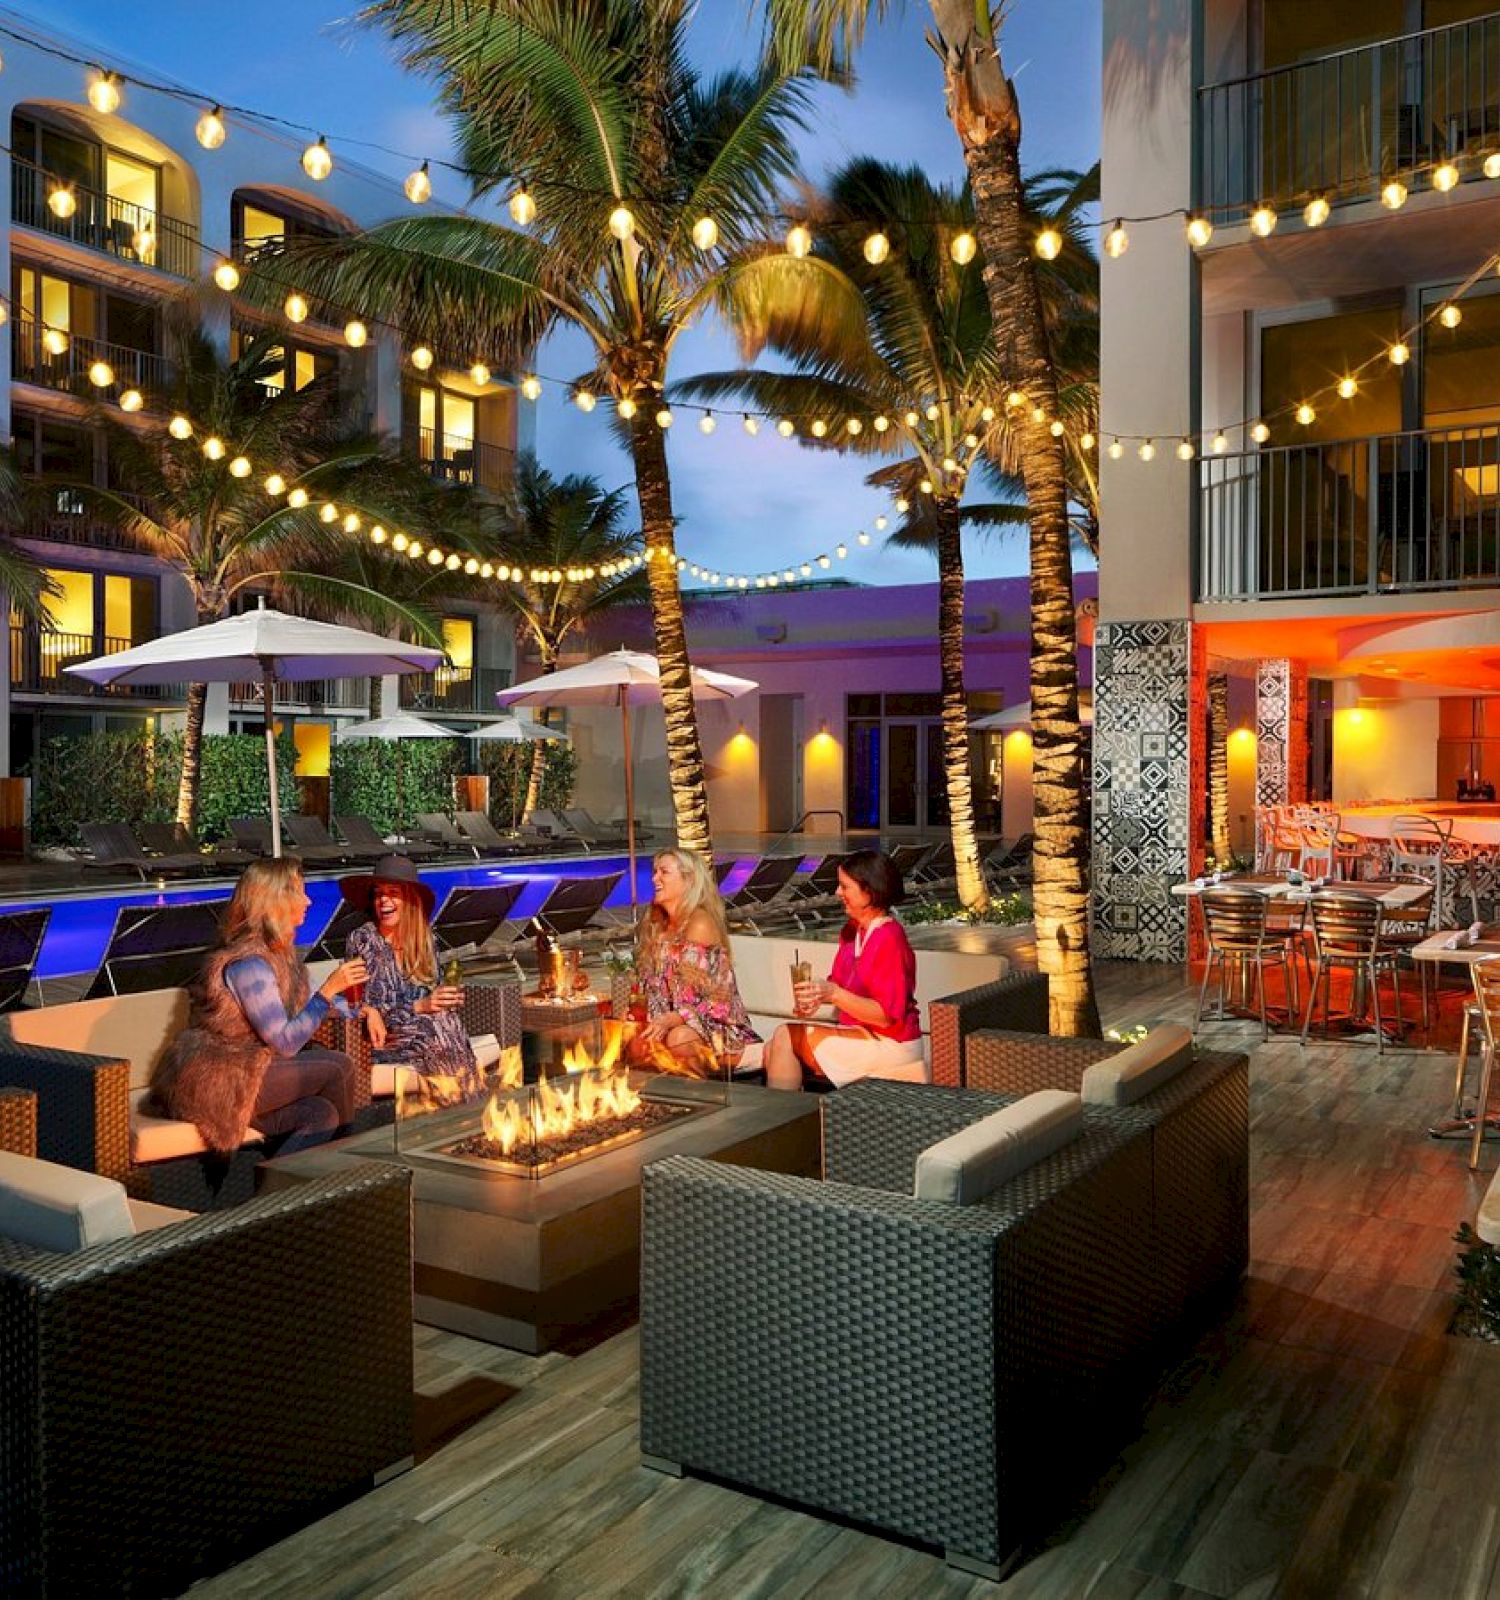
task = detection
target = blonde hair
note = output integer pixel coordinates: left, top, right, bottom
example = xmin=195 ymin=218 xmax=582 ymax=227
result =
xmin=378 ymin=879 xmax=437 ymax=986
xmin=221 ymin=857 xmax=305 ymax=950
xmin=637 ymin=848 xmax=730 ymax=967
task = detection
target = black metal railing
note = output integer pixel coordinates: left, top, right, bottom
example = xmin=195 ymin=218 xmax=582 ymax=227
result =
xmin=9 ymin=627 xmax=180 ymax=697
xmin=17 ymin=483 xmax=149 ymax=552
xmin=399 ymin=664 xmax=511 ymax=714
xmin=1199 ymin=423 xmax=1500 ymax=599
xmin=12 ymin=318 xmax=172 ymax=403
xmin=11 ymin=155 xmax=200 ymax=278
xmin=1199 ymin=10 xmax=1500 ymax=220
xmin=228 ymin=677 xmax=370 ymax=712
xmin=404 ymin=427 xmax=515 ymax=492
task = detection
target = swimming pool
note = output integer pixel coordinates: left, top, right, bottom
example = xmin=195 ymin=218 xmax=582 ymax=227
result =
xmin=15 ymin=853 xmax=766 ymax=981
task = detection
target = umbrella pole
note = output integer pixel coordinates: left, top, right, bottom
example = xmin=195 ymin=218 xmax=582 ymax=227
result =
xmin=622 ymin=691 xmax=637 ymax=910
xmin=261 ymin=662 xmax=283 ymax=858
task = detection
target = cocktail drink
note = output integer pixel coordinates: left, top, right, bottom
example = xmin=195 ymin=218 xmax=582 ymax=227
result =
xmin=790 ymin=956 xmax=814 ymax=1015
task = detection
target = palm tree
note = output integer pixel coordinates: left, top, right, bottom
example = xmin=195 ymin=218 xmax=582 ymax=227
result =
xmin=681 ymin=159 xmax=999 ymax=911
xmin=243 ymin=0 xmax=817 ymax=862
xmin=75 ymin=328 xmax=441 ymax=827
xmin=0 ymin=444 xmax=60 ymax=623
xmin=763 ymin=0 xmax=1100 ymax=1034
xmin=495 ymin=453 xmax=647 ymax=817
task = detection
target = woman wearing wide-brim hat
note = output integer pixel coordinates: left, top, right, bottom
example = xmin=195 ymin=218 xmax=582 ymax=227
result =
xmin=339 ymin=855 xmax=481 ymax=1104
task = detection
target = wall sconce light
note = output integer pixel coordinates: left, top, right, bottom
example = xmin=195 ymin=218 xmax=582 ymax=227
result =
xmin=818 ymin=718 xmax=829 ymax=737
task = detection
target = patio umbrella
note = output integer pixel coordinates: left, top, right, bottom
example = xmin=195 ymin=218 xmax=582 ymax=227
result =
xmin=496 ymin=649 xmax=757 ymax=906
xmin=68 ymin=608 xmax=444 ymax=857
xmin=469 ymin=714 xmax=568 ymax=742
xmin=970 ymin=698 xmax=1096 ymax=733
xmin=335 ymin=712 xmax=460 ymax=835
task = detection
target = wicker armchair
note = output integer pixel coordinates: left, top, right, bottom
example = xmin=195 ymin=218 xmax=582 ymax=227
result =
xmin=0 ymin=1087 xmax=36 ymax=1156
xmin=0 ymin=1160 xmax=413 ymax=1597
xmin=640 ymin=1081 xmax=1158 ymax=1580
xmin=927 ymin=970 xmax=1049 ymax=1086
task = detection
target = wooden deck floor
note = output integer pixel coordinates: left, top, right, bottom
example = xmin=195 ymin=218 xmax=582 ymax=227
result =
xmin=194 ymin=959 xmax=1500 ymax=1599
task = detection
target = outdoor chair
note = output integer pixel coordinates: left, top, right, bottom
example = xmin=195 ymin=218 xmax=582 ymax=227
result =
xmin=414 ymin=811 xmax=493 ymax=857
xmin=983 ymin=833 xmax=1034 ymax=888
xmin=1379 ymin=870 xmax=1438 ymax=1034
xmin=137 ymin=821 xmax=256 ymax=871
xmin=723 ymin=856 xmax=803 ymax=931
xmin=1194 ymin=886 xmax=1301 ymax=1040
xmin=886 ymin=841 xmax=936 ymax=883
xmin=82 ymin=900 xmax=227 ymax=1000
xmin=910 ymin=839 xmax=957 ymax=898
xmin=0 ymin=909 xmax=50 ymax=1012
xmin=1300 ymin=891 xmax=1403 ymax=1054
xmin=1466 ymin=959 xmax=1500 ymax=1170
xmin=527 ymin=872 xmax=624 ymax=942
xmin=454 ymin=810 xmax=541 ymax=858
xmin=713 ymin=860 xmax=735 ymax=887
xmin=285 ymin=813 xmax=384 ymax=864
xmin=226 ymin=817 xmax=274 ymax=857
xmin=0 ymin=1159 xmax=413 ymax=1597
xmin=784 ymin=854 xmax=844 ymax=925
xmin=334 ymin=813 xmax=442 ymax=862
xmin=496 ymin=809 xmax=586 ymax=852
xmin=80 ymin=821 xmax=210 ymax=880
xmin=304 ymin=898 xmax=366 ymax=963
xmin=432 ymin=883 xmax=526 ymax=957
xmin=562 ymin=807 xmax=631 ymax=847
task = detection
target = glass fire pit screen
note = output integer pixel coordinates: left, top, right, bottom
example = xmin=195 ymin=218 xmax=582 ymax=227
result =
xmin=391 ymin=1015 xmax=730 ymax=1179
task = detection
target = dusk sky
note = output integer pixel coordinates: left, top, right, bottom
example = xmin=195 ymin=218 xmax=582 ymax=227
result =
xmin=30 ymin=0 xmax=1101 ymax=586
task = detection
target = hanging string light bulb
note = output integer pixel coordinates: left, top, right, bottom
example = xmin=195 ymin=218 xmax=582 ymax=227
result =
xmin=873 ymin=414 xmax=890 ymax=433
xmin=1107 ymin=439 xmax=1124 ymax=459
xmin=949 ymin=230 xmax=977 ymax=265
xmin=863 ymin=230 xmax=890 ymax=264
xmin=1388 ymin=340 xmax=1411 ymax=365
xmin=1486 ymin=153 xmax=1500 ymax=179
xmin=1104 ymin=219 xmax=1129 ymax=258
xmin=1211 ymin=430 xmax=1228 ymax=453
xmin=1303 ymin=194 xmax=1331 ymax=227
xmin=608 ymin=205 xmax=635 ymax=240
xmin=1176 ymin=438 xmax=1195 ymax=461
xmin=404 ymin=161 xmax=432 ymax=203
xmin=520 ymin=373 xmax=542 ymax=400
xmin=344 ymin=320 xmax=368 ymax=348
xmin=196 ymin=105 xmax=227 ymax=150
xmin=618 ymin=396 xmax=638 ymax=419
xmin=168 ymin=415 xmax=193 ymax=440
xmin=1440 ymin=302 xmax=1463 ymax=328
xmin=698 ymin=411 xmax=716 ymax=434
xmin=1186 ymin=214 xmax=1214 ymax=247
xmin=87 ymin=71 xmax=121 ymax=114
xmin=786 ymin=223 xmax=812 ymax=258
xmin=1248 ymin=204 xmax=1277 ymax=237
xmin=1433 ymin=159 xmax=1461 ymax=192
xmin=776 ymin=418 xmax=795 ymax=437
xmin=202 ymin=436 xmax=226 ymax=461
xmin=410 ymin=345 xmax=434 ymax=372
xmin=742 ymin=414 xmax=759 ymax=436
xmin=213 ymin=260 xmax=240 ymax=292
xmin=691 ymin=215 xmax=719 ymax=250
xmin=228 ymin=456 xmax=252 ymax=478
xmin=118 ymin=388 xmax=143 ymax=413
xmin=264 ymin=473 xmax=286 ymax=496
xmin=284 ymin=292 xmax=309 ymax=324
xmin=302 ymin=136 xmax=333 ymax=181
xmin=470 ymin=362 xmax=491 ymax=386
xmin=1337 ymin=375 xmax=1358 ymax=399
xmin=87 ymin=360 xmax=114 ymax=388
xmin=1250 ymin=421 xmax=1270 ymax=443
xmin=1138 ymin=439 xmax=1156 ymax=461
xmin=47 ymin=185 xmax=76 ymax=219
xmin=573 ymin=388 xmax=597 ymax=412
xmin=509 ymin=184 xmax=536 ymax=225
xmin=1381 ymin=177 xmax=1408 ymax=210
xmin=655 ymin=407 xmax=673 ymax=428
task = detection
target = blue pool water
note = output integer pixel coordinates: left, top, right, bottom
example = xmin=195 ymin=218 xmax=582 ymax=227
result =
xmin=18 ymin=853 xmax=768 ymax=980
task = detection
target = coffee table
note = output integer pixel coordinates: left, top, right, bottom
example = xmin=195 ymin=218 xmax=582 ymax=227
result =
xmin=259 ymin=1076 xmax=819 ymax=1354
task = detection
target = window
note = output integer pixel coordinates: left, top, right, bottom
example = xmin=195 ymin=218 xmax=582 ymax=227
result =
xmin=37 ymin=569 xmax=92 ymax=636
xmin=238 ymin=204 xmax=285 ymax=252
xmin=442 ymin=617 xmax=475 ymax=672
xmin=102 ymin=575 xmax=155 ymax=645
xmin=1260 ymin=308 xmax=1404 ymax=444
xmin=1422 ymin=288 xmax=1500 ymax=429
xmin=231 ymin=196 xmax=334 ymax=258
xmin=231 ymin=327 xmax=335 ymax=398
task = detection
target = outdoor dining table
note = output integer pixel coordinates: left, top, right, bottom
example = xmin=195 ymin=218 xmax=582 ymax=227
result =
xmin=1412 ymin=927 xmax=1500 ymax=1156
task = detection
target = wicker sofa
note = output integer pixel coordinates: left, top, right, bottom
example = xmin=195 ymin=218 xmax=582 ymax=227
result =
xmin=0 ymin=1157 xmax=413 ymax=1597
xmin=640 ymin=1034 xmax=1250 ymax=1578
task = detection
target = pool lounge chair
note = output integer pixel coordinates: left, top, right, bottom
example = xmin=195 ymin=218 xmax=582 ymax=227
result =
xmin=724 ymin=856 xmax=804 ymax=932
xmin=334 ymin=813 xmax=443 ymax=863
xmin=784 ymin=854 xmax=844 ymax=925
xmin=0 ymin=908 xmax=50 ymax=1011
xmin=886 ymin=841 xmax=937 ymax=884
xmin=498 ymin=809 xmax=588 ymax=853
xmin=285 ymin=814 xmax=382 ymax=864
xmin=457 ymin=809 xmax=567 ymax=857
xmin=910 ymin=839 xmax=957 ymax=899
xmin=228 ymin=817 xmax=346 ymax=865
xmin=82 ymin=901 xmax=228 ymax=1000
xmin=433 ymin=883 xmax=527 ymax=956
xmin=984 ymin=833 xmax=1035 ymax=888
xmin=137 ymin=822 xmax=256 ymax=871
xmin=80 ymin=822 xmax=212 ymax=881
xmin=527 ymin=872 xmax=625 ymax=942
xmin=561 ymin=808 xmax=632 ymax=848
xmin=416 ymin=811 xmax=518 ymax=860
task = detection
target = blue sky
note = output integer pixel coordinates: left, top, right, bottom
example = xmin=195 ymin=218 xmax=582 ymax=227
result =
xmin=29 ymin=0 xmax=1100 ymax=585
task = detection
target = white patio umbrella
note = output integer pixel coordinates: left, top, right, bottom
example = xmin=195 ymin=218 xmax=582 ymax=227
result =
xmin=496 ymin=649 xmax=757 ymax=906
xmin=68 ymin=608 xmax=444 ymax=857
xmin=970 ymin=699 xmax=1095 ymax=733
xmin=469 ymin=714 xmax=568 ymax=742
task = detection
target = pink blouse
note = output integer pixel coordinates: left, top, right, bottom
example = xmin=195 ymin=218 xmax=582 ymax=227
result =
xmin=829 ymin=917 xmax=921 ymax=1042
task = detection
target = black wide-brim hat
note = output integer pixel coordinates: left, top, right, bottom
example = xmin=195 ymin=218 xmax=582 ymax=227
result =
xmin=338 ymin=854 xmax=435 ymax=920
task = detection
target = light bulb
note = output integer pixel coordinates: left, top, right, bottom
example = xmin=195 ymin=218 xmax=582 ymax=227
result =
xmin=342 ymin=513 xmax=360 ymax=532
xmin=801 ymin=563 xmax=812 ymax=576
xmin=202 ymin=436 xmax=226 ymax=461
xmin=810 ymin=419 xmax=828 ymax=438
xmin=980 ymin=405 xmax=995 ymax=423
xmin=574 ymin=388 xmax=596 ymax=412
xmin=1081 ymin=432 xmax=1096 ymax=451
xmin=1049 ymin=419 xmax=1065 ymax=438
xmin=479 ymin=562 xmax=492 ymax=577
xmin=875 ymin=514 xmax=888 ymax=530
xmin=1440 ymin=303 xmax=1463 ymax=328
xmin=846 ymin=417 xmax=863 ymax=436
xmin=1176 ymin=438 xmax=1195 ymax=461
xmin=464 ymin=558 xmax=479 ymax=575
xmin=284 ymin=292 xmax=309 ymax=324
xmin=836 ymin=543 xmax=847 ymax=558
xmin=228 ymin=456 xmax=251 ymax=478
xmin=520 ymin=373 xmax=541 ymax=400
xmin=873 ymin=415 xmax=889 ymax=432
xmin=1035 ymin=226 xmax=1063 ymax=260
xmin=213 ymin=260 xmax=240 ymax=292
xmin=1295 ymin=402 xmax=1316 ymax=425
xmin=742 ymin=414 xmax=759 ymax=436
xmin=410 ymin=345 xmax=434 ymax=372
xmin=1249 ymin=204 xmax=1277 ymax=237
xmin=919 ymin=478 xmax=933 ymax=493
xmin=857 ymin=531 xmax=871 ymax=546
xmin=391 ymin=532 xmax=408 ymax=552
xmin=264 ymin=474 xmax=285 ymax=495
xmin=926 ymin=403 xmax=941 ymax=421
xmin=786 ymin=223 xmax=812 ymax=258
xmin=1107 ymin=439 xmax=1124 ymax=459
xmin=288 ymin=487 xmax=309 ymax=508
xmin=118 ymin=388 xmax=143 ymax=413
xmin=302 ymin=137 xmax=333 ymax=181
xmin=1303 ymin=194 xmax=1330 ymax=227
xmin=863 ymin=230 xmax=890 ymax=264
xmin=168 ymin=415 xmax=192 ymax=440
xmin=1211 ymin=431 xmax=1227 ymax=453
xmin=344 ymin=319 xmax=368 ymax=348
xmin=618 ymin=397 xmax=638 ymax=419
xmin=1388 ymin=340 xmax=1411 ymax=365
xmin=319 ymin=503 xmax=338 ymax=525
xmin=895 ymin=497 xmax=909 ymax=513
xmin=1031 ymin=407 xmax=1046 ymax=425
xmin=904 ymin=411 xmax=920 ymax=427
xmin=404 ymin=162 xmax=432 ymax=204
xmin=608 ymin=205 xmax=635 ymax=240
xmin=1381 ymin=178 xmax=1408 ymax=210
xmin=509 ymin=186 xmax=536 ymax=226
xmin=1250 ymin=421 xmax=1270 ymax=443
xmin=87 ymin=72 xmax=120 ymax=115
xmin=698 ymin=412 xmax=716 ymax=434
xmin=428 ymin=547 xmax=444 ymax=565
xmin=691 ymin=215 xmax=718 ymax=250
xmin=1337 ymin=376 xmax=1358 ymax=399
xmin=132 ymin=225 xmax=155 ymax=259
xmin=776 ymin=418 xmax=794 ymax=437
xmin=1006 ymin=390 xmax=1025 ymax=410
xmin=1138 ymin=439 xmax=1156 ymax=461
xmin=949 ymin=230 xmax=977 ymax=265
xmin=1186 ymin=214 xmax=1214 ymax=247
xmin=1486 ymin=152 xmax=1500 ymax=179
xmin=407 ymin=542 xmax=424 ymax=560
xmin=1104 ymin=220 xmax=1129 ymax=258
xmin=87 ymin=360 xmax=114 ymax=388
xmin=655 ymin=408 xmax=673 ymax=428
xmin=196 ymin=106 xmax=226 ymax=150
xmin=1434 ymin=160 xmax=1461 ymax=192
xmin=47 ymin=186 xmax=76 ymax=219
xmin=942 ymin=456 xmax=958 ymax=472
xmin=470 ymin=362 xmax=490 ymax=386
xmin=445 ymin=552 xmax=461 ymax=570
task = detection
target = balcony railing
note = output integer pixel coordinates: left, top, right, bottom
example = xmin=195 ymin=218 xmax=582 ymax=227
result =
xmin=12 ymin=318 xmax=173 ymax=404
xmin=404 ymin=428 xmax=515 ymax=492
xmin=16 ymin=484 xmax=149 ymax=552
xmin=1199 ymin=11 xmax=1500 ymax=220
xmin=10 ymin=627 xmax=180 ymax=698
xmin=399 ymin=665 xmax=511 ymax=715
xmin=228 ymin=677 xmax=370 ymax=713
xmin=11 ymin=155 xmax=201 ymax=278
xmin=1199 ymin=423 xmax=1500 ymax=600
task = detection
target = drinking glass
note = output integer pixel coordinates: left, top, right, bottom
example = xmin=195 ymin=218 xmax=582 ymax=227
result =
xmin=790 ymin=959 xmax=814 ymax=1015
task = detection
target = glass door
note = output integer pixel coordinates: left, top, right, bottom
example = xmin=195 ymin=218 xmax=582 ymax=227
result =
xmin=883 ymin=721 xmax=920 ymax=831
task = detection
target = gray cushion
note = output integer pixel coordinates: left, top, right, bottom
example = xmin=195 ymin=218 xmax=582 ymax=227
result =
xmin=1081 ymin=1025 xmax=1195 ymax=1107
xmin=0 ymin=1149 xmax=136 ymax=1252
xmin=913 ymin=1089 xmax=1083 ymax=1204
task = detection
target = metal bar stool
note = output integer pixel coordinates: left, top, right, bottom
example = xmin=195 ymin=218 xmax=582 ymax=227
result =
xmin=1196 ymin=887 xmax=1298 ymax=1041
xmin=1301 ymin=891 xmax=1402 ymax=1054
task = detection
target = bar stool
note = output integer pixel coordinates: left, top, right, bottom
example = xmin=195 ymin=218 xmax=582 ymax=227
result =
xmin=1468 ymin=959 xmax=1500 ymax=1169
xmin=1196 ymin=887 xmax=1299 ymax=1041
xmin=1301 ymin=891 xmax=1402 ymax=1055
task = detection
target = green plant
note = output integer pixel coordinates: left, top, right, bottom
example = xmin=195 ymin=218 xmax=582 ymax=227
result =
xmin=330 ymin=739 xmax=462 ymax=834
xmin=1453 ymin=1224 xmax=1500 ymax=1341
xmin=476 ymin=740 xmax=577 ymax=830
xmin=1104 ymin=1024 xmax=1149 ymax=1045
xmin=901 ymin=893 xmax=1032 ymax=927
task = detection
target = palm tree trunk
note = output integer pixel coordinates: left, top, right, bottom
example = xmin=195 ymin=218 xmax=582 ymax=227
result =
xmin=930 ymin=0 xmax=1099 ymax=1035
xmin=522 ymin=654 xmax=560 ymax=822
xmin=1208 ymin=672 xmax=1231 ymax=865
xmin=934 ymin=500 xmax=989 ymax=911
xmin=175 ymin=681 xmax=208 ymax=829
xmin=626 ymin=417 xmax=712 ymax=859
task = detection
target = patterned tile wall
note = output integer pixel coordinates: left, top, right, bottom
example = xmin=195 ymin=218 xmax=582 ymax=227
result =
xmin=1092 ymin=619 xmax=1202 ymax=961
xmin=1255 ymin=659 xmax=1309 ymax=809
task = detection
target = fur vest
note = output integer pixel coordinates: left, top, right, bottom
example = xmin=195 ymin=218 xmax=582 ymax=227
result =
xmin=147 ymin=938 xmax=312 ymax=1154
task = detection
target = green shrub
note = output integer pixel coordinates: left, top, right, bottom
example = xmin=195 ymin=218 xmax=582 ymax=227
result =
xmin=330 ymin=739 xmax=462 ymax=834
xmin=1453 ymin=1223 xmax=1500 ymax=1341
xmin=902 ymin=893 xmax=1033 ymax=927
xmin=475 ymin=739 xmax=578 ymax=829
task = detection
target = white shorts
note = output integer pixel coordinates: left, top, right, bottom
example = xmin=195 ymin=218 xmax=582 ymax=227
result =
xmin=806 ymin=1028 xmax=927 ymax=1088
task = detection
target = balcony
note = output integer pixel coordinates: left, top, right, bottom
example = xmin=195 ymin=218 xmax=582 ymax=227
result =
xmin=16 ymin=484 xmax=148 ymax=552
xmin=10 ymin=626 xmax=180 ymax=698
xmin=1199 ymin=11 xmax=1500 ymax=221
xmin=405 ymin=428 xmax=514 ymax=492
xmin=11 ymin=155 xmax=200 ymax=279
xmin=12 ymin=318 xmax=173 ymax=404
xmin=1199 ymin=423 xmax=1500 ymax=600
xmin=228 ymin=678 xmax=370 ymax=713
xmin=399 ymin=665 xmax=511 ymax=715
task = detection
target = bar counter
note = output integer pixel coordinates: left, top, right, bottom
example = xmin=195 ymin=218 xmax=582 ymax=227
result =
xmin=1340 ymin=803 xmax=1500 ymax=845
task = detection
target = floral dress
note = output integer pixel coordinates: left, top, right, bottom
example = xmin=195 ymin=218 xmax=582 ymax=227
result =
xmin=640 ymin=933 xmax=760 ymax=1061
xmin=347 ymin=922 xmax=483 ymax=1103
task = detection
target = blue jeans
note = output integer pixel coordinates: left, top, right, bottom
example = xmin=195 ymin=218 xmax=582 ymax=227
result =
xmin=251 ymin=1049 xmax=356 ymax=1155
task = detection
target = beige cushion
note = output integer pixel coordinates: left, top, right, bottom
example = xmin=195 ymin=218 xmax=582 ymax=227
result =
xmin=126 ymin=1198 xmax=194 ymax=1233
xmin=129 ymin=1088 xmax=265 ymax=1164
xmin=0 ymin=1150 xmax=136 ymax=1251
xmin=1080 ymin=1026 xmax=1195 ymax=1107
xmin=913 ymin=1089 xmax=1083 ymax=1205
xmin=5 ymin=988 xmax=191 ymax=1090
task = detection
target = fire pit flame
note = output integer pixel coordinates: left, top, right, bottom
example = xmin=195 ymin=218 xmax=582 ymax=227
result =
xmin=481 ymin=1035 xmax=641 ymax=1156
